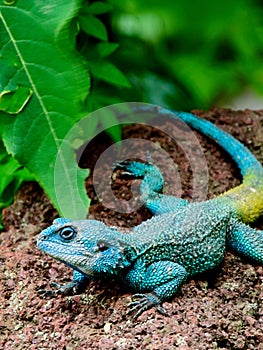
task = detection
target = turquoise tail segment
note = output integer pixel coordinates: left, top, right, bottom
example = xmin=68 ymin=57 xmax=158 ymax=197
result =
xmin=166 ymin=110 xmax=263 ymax=179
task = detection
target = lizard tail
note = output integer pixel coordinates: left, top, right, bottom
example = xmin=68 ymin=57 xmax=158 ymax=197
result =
xmin=169 ymin=110 xmax=263 ymax=179
xmin=167 ymin=109 xmax=263 ymax=223
xmin=129 ymin=104 xmax=263 ymax=222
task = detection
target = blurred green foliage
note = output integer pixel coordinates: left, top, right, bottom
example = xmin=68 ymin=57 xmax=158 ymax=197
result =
xmin=1 ymin=0 xmax=263 ymax=227
xmin=84 ymin=0 xmax=263 ymax=110
xmin=0 ymin=141 xmax=34 ymax=230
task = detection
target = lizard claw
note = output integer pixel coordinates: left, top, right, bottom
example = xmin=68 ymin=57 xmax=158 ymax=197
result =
xmin=37 ymin=287 xmax=57 ymax=297
xmin=115 ymin=160 xmax=150 ymax=178
xmin=115 ymin=151 xmax=152 ymax=171
xmin=113 ymin=160 xmax=135 ymax=176
xmin=37 ymin=281 xmax=82 ymax=297
xmin=115 ymin=159 xmax=134 ymax=168
xmin=128 ymin=293 xmax=168 ymax=319
xmin=50 ymin=281 xmax=87 ymax=295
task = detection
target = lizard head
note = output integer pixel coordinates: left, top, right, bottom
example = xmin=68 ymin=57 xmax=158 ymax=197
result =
xmin=37 ymin=218 xmax=131 ymax=278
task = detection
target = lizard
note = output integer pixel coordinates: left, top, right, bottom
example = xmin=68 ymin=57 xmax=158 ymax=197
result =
xmin=37 ymin=105 xmax=263 ymax=318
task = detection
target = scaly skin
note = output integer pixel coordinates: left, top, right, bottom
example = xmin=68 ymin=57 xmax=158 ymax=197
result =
xmin=37 ymin=106 xmax=263 ymax=318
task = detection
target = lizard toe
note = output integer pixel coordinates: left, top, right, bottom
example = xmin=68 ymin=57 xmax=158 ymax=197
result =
xmin=128 ymin=292 xmax=164 ymax=319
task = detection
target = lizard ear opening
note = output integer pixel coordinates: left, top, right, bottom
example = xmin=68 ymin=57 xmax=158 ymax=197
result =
xmin=97 ymin=240 xmax=110 ymax=252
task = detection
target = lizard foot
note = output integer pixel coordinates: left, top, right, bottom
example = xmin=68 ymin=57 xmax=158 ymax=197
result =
xmin=37 ymin=287 xmax=57 ymax=297
xmin=51 ymin=280 xmax=88 ymax=295
xmin=50 ymin=281 xmax=76 ymax=295
xmin=128 ymin=293 xmax=168 ymax=319
xmin=116 ymin=160 xmax=150 ymax=177
xmin=38 ymin=281 xmax=86 ymax=297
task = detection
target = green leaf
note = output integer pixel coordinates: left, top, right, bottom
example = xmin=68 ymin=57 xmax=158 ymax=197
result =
xmin=0 ymin=86 xmax=33 ymax=114
xmin=79 ymin=14 xmax=108 ymax=40
xmin=0 ymin=0 xmax=90 ymax=219
xmin=88 ymin=60 xmax=131 ymax=87
xmin=96 ymin=42 xmax=119 ymax=57
xmin=105 ymin=125 xmax=122 ymax=144
xmin=100 ymin=109 xmax=122 ymax=143
xmin=0 ymin=140 xmax=34 ymax=226
xmin=87 ymin=2 xmax=112 ymax=15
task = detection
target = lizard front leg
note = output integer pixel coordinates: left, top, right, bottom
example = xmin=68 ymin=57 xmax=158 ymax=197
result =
xmin=124 ymin=260 xmax=188 ymax=318
xmin=52 ymin=270 xmax=90 ymax=295
xmin=39 ymin=270 xmax=90 ymax=297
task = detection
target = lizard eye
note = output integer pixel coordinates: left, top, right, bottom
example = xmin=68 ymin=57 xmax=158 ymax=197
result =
xmin=58 ymin=227 xmax=76 ymax=241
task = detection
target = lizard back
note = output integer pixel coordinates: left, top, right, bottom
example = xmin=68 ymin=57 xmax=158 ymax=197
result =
xmin=129 ymin=200 xmax=229 ymax=276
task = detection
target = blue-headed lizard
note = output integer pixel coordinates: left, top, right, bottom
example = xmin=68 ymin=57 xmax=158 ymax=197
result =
xmin=37 ymin=106 xmax=263 ymax=318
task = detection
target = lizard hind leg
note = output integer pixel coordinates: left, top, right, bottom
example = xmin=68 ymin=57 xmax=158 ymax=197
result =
xmin=227 ymin=219 xmax=263 ymax=265
xmin=116 ymin=157 xmax=164 ymax=193
xmin=117 ymin=157 xmax=188 ymax=214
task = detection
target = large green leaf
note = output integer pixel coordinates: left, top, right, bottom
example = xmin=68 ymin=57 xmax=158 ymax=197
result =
xmin=0 ymin=0 xmax=90 ymax=219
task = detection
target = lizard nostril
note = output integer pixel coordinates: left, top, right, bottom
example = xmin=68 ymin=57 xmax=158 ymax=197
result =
xmin=38 ymin=234 xmax=47 ymax=241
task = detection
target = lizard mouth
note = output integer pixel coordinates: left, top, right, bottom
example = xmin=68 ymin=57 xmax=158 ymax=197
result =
xmin=37 ymin=239 xmax=94 ymax=260
xmin=37 ymin=239 xmax=98 ymax=275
